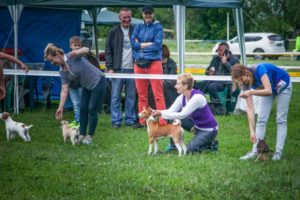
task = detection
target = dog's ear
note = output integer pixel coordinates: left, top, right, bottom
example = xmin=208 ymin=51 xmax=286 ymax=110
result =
xmin=2 ymin=112 xmax=10 ymax=119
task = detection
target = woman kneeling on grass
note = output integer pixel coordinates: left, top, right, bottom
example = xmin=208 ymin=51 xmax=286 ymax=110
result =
xmin=231 ymin=63 xmax=292 ymax=161
xmin=151 ymin=73 xmax=218 ymax=154
xmin=44 ymin=43 xmax=107 ymax=145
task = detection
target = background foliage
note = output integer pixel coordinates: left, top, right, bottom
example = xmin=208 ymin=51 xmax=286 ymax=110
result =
xmin=93 ymin=0 xmax=300 ymax=40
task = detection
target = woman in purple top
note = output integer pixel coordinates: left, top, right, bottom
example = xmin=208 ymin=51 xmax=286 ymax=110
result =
xmin=231 ymin=63 xmax=292 ymax=161
xmin=152 ymin=73 xmax=218 ymax=153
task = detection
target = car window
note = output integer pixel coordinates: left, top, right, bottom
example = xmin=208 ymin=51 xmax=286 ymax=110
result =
xmin=245 ymin=36 xmax=262 ymax=42
xmin=268 ymin=34 xmax=283 ymax=41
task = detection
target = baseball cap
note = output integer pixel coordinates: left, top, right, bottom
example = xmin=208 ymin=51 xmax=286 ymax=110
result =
xmin=142 ymin=5 xmax=154 ymax=13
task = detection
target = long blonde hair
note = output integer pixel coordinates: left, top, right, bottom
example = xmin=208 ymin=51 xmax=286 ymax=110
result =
xmin=231 ymin=64 xmax=253 ymax=91
xmin=44 ymin=43 xmax=64 ymax=60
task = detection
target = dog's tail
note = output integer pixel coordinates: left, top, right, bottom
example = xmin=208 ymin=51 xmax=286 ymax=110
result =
xmin=26 ymin=125 xmax=33 ymax=130
xmin=172 ymin=119 xmax=181 ymax=126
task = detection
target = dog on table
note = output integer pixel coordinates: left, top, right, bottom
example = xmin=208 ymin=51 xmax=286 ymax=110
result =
xmin=255 ymin=139 xmax=273 ymax=162
xmin=138 ymin=106 xmax=187 ymax=157
xmin=0 ymin=112 xmax=32 ymax=141
xmin=60 ymin=120 xmax=79 ymax=146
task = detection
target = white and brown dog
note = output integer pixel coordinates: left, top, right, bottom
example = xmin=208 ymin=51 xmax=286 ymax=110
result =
xmin=0 ymin=112 xmax=33 ymax=141
xmin=60 ymin=120 xmax=79 ymax=146
xmin=138 ymin=106 xmax=187 ymax=157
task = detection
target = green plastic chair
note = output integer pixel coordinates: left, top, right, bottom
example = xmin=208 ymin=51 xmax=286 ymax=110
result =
xmin=218 ymin=83 xmax=239 ymax=113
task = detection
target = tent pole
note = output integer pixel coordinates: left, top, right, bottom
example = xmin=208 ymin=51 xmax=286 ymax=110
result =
xmin=234 ymin=8 xmax=246 ymax=65
xmin=14 ymin=7 xmax=19 ymax=114
xmin=227 ymin=12 xmax=229 ymax=41
xmin=89 ymin=8 xmax=100 ymax=62
xmin=174 ymin=5 xmax=185 ymax=74
xmin=8 ymin=4 xmax=24 ymax=114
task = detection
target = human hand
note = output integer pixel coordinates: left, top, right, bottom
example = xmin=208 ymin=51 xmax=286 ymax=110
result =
xmin=221 ymin=55 xmax=227 ymax=64
xmin=239 ymin=90 xmax=252 ymax=99
xmin=135 ymin=38 xmax=139 ymax=43
xmin=208 ymin=70 xmax=215 ymax=75
xmin=250 ymin=133 xmax=257 ymax=143
xmin=0 ymin=85 xmax=6 ymax=100
xmin=108 ymin=69 xmax=114 ymax=73
xmin=55 ymin=107 xmax=63 ymax=120
xmin=21 ymin=64 xmax=29 ymax=73
xmin=151 ymin=110 xmax=161 ymax=118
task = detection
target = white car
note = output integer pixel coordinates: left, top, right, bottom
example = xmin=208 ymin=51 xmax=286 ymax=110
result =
xmin=212 ymin=33 xmax=286 ymax=60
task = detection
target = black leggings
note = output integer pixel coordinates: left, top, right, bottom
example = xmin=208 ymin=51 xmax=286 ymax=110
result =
xmin=170 ymin=117 xmax=217 ymax=153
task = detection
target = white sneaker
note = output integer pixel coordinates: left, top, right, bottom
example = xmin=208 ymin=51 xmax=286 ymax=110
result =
xmin=272 ymin=151 xmax=282 ymax=161
xmin=240 ymin=151 xmax=258 ymax=160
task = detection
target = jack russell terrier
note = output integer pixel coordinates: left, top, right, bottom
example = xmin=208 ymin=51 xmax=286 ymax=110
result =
xmin=138 ymin=106 xmax=187 ymax=157
xmin=0 ymin=112 xmax=33 ymax=141
xmin=60 ymin=120 xmax=79 ymax=146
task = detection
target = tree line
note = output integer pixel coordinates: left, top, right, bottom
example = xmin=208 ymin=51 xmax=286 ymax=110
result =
xmin=95 ymin=0 xmax=299 ymax=40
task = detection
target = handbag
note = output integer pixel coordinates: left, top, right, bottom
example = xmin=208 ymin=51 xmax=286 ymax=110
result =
xmin=135 ymin=58 xmax=152 ymax=68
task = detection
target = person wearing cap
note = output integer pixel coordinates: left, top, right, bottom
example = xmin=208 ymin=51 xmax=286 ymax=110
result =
xmin=131 ymin=5 xmax=166 ymax=126
xmin=0 ymin=52 xmax=28 ymax=100
xmin=231 ymin=63 xmax=292 ymax=161
xmin=194 ymin=42 xmax=239 ymax=103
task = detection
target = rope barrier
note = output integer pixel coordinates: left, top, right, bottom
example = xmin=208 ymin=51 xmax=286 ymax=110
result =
xmin=4 ymin=69 xmax=300 ymax=82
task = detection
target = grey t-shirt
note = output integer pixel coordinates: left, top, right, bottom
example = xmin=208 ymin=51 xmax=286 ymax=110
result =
xmin=121 ymin=27 xmax=133 ymax=69
xmin=59 ymin=53 xmax=104 ymax=91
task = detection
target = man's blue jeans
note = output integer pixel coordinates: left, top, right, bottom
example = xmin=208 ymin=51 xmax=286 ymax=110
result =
xmin=110 ymin=69 xmax=137 ymax=126
xmin=69 ymin=87 xmax=82 ymax=124
xmin=80 ymin=77 xmax=107 ymax=136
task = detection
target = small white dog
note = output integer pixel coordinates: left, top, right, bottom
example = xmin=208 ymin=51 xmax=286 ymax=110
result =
xmin=60 ymin=120 xmax=79 ymax=146
xmin=0 ymin=112 xmax=33 ymax=141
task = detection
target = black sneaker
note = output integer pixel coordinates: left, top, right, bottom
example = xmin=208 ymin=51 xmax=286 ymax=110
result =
xmin=132 ymin=123 xmax=145 ymax=129
xmin=212 ymin=140 xmax=218 ymax=151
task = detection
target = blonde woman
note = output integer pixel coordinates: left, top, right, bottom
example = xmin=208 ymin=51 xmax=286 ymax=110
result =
xmin=231 ymin=63 xmax=292 ymax=160
xmin=152 ymin=73 xmax=218 ymax=153
xmin=44 ymin=43 xmax=107 ymax=145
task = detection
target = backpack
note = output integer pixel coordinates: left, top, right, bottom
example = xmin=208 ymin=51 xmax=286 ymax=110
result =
xmin=85 ymin=52 xmax=100 ymax=70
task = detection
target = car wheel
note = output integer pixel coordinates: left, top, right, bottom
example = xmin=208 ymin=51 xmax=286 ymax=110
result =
xmin=254 ymin=49 xmax=265 ymax=60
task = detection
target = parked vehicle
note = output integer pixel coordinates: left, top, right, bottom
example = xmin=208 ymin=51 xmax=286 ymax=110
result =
xmin=212 ymin=33 xmax=286 ymax=60
xmin=80 ymin=30 xmax=93 ymax=49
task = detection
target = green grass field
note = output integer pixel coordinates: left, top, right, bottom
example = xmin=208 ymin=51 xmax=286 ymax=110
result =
xmin=0 ymin=82 xmax=300 ymax=199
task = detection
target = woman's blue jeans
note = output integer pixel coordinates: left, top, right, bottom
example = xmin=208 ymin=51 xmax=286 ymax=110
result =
xmin=169 ymin=117 xmax=217 ymax=153
xmin=80 ymin=78 xmax=107 ymax=136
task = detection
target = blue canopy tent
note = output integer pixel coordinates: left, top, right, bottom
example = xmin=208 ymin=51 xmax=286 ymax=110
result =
xmin=0 ymin=6 xmax=81 ymax=112
xmin=0 ymin=0 xmax=245 ymax=114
